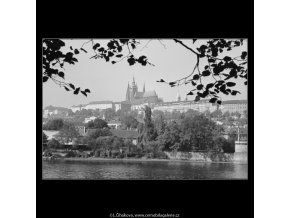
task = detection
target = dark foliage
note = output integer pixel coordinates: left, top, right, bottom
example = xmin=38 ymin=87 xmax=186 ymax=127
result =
xmin=43 ymin=118 xmax=64 ymax=130
xmin=86 ymin=118 xmax=109 ymax=129
xmin=43 ymin=39 xmax=247 ymax=103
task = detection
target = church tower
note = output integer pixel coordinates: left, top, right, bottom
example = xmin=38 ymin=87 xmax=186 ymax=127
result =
xmin=131 ymin=76 xmax=138 ymax=100
xmin=176 ymin=91 xmax=181 ymax=102
xmin=143 ymin=82 xmax=145 ymax=93
xmin=125 ymin=83 xmax=131 ymax=101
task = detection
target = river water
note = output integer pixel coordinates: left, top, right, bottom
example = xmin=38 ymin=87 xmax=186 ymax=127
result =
xmin=42 ymin=159 xmax=247 ymax=179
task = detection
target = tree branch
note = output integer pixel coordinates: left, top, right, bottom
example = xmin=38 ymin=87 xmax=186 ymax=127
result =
xmin=173 ymin=39 xmax=200 ymax=56
xmin=157 ymin=39 xmax=166 ymax=49
xmin=140 ymin=40 xmax=152 ymax=51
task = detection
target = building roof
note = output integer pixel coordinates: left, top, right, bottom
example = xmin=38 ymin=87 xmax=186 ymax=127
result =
xmin=121 ymin=100 xmax=132 ymax=105
xmin=134 ymin=92 xmax=144 ymax=98
xmin=44 ymin=105 xmax=70 ymax=111
xmin=110 ymin=129 xmax=138 ymax=139
xmin=87 ymin=101 xmax=113 ymax=105
xmin=154 ymin=99 xmax=211 ymax=107
xmin=71 ymin=101 xmax=113 ymax=108
xmin=224 ymin=127 xmax=248 ymax=134
xmin=222 ymin=100 xmax=247 ymax=105
xmin=131 ymin=98 xmax=148 ymax=105
xmin=143 ymin=90 xmax=157 ymax=98
xmin=71 ymin=104 xmax=84 ymax=108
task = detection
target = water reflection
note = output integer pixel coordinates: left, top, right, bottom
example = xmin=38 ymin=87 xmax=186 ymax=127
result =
xmin=43 ymin=160 xmax=247 ymax=180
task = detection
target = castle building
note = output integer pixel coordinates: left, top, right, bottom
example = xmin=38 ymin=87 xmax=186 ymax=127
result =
xmin=125 ymin=77 xmax=159 ymax=109
xmin=152 ymin=99 xmax=216 ymax=113
xmin=219 ymin=100 xmax=247 ymax=114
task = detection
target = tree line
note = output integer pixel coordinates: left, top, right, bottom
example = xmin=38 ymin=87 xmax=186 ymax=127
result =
xmin=43 ymin=106 xmax=243 ymax=157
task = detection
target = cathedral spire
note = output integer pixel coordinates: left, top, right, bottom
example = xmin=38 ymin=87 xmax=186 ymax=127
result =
xmin=126 ymin=83 xmax=130 ymax=101
xmin=176 ymin=91 xmax=181 ymax=102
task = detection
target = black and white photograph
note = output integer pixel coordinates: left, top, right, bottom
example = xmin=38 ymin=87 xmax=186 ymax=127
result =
xmin=42 ymin=38 xmax=248 ymax=180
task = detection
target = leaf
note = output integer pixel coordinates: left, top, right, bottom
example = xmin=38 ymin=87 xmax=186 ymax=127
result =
xmin=206 ymin=83 xmax=214 ymax=89
xmin=202 ymin=70 xmax=211 ymax=77
xmin=119 ymin=39 xmax=129 ymax=44
xmin=169 ymin=82 xmax=176 ymax=85
xmin=209 ymin=98 xmax=217 ymax=103
xmin=241 ymin=51 xmax=247 ymax=59
xmin=43 ymin=76 xmax=49 ymax=82
xmin=191 ymin=81 xmax=196 ymax=86
xmin=187 ymin=91 xmax=193 ymax=95
xmin=194 ymin=96 xmax=200 ymax=102
xmin=93 ymin=43 xmax=100 ymax=50
xmin=231 ymin=90 xmax=240 ymax=95
xmin=58 ymin=71 xmax=64 ymax=78
xmin=111 ymin=61 xmax=116 ymax=64
xmin=104 ymin=56 xmax=110 ymax=62
xmin=197 ymin=84 xmax=203 ymax=90
xmin=64 ymin=86 xmax=70 ymax=91
xmin=117 ymin=46 xmax=122 ymax=52
xmin=226 ymin=82 xmax=236 ymax=87
xmin=244 ymin=81 xmax=247 ymax=85
xmin=116 ymin=54 xmax=123 ymax=58
xmin=80 ymin=48 xmax=87 ymax=53
xmin=159 ymin=79 xmax=165 ymax=82
xmin=217 ymin=100 xmax=222 ymax=105
xmin=223 ymin=56 xmax=232 ymax=62
xmin=220 ymin=84 xmax=226 ymax=92
xmin=81 ymin=91 xmax=87 ymax=97
xmin=131 ymin=43 xmax=136 ymax=49
xmin=229 ymin=69 xmax=237 ymax=77
xmin=70 ymin=46 xmax=73 ymax=50
xmin=192 ymin=74 xmax=199 ymax=80
xmin=74 ymin=49 xmax=79 ymax=54
xmin=69 ymin=83 xmax=75 ymax=89
xmin=199 ymin=45 xmax=207 ymax=50
xmin=204 ymin=65 xmax=209 ymax=70
xmin=208 ymin=58 xmax=215 ymax=63
xmin=84 ymin=89 xmax=90 ymax=93
xmin=127 ymin=57 xmax=135 ymax=66
xmin=73 ymin=87 xmax=80 ymax=95
xmin=108 ymin=51 xmax=114 ymax=57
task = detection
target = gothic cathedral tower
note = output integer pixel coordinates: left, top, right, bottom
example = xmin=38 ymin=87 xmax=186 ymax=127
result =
xmin=130 ymin=76 xmax=138 ymax=100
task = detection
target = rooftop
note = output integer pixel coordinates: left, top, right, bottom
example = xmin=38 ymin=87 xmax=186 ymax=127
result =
xmin=44 ymin=105 xmax=70 ymax=111
xmin=221 ymin=100 xmax=247 ymax=105
xmin=143 ymin=90 xmax=157 ymax=98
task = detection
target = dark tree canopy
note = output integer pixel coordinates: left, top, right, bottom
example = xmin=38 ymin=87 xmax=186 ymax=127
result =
xmin=43 ymin=39 xmax=247 ymax=104
xmin=43 ymin=118 xmax=64 ymax=130
xmin=56 ymin=122 xmax=80 ymax=144
xmin=86 ymin=118 xmax=108 ymax=129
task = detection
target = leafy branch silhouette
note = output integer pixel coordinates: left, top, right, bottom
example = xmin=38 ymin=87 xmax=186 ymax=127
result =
xmin=43 ymin=38 xmax=247 ymax=103
xmin=156 ymin=39 xmax=247 ymax=104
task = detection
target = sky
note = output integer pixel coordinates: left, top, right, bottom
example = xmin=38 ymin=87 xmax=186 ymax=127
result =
xmin=43 ymin=39 xmax=247 ymax=108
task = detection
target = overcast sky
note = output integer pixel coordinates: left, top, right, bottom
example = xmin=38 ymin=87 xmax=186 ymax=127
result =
xmin=43 ymin=39 xmax=247 ymax=108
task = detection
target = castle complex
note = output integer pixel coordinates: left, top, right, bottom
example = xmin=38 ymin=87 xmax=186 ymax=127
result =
xmin=65 ymin=76 xmax=247 ymax=115
xmin=125 ymin=76 xmax=159 ymax=105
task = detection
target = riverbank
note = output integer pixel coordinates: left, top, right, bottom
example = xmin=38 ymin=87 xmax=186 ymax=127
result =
xmin=43 ymin=156 xmax=248 ymax=164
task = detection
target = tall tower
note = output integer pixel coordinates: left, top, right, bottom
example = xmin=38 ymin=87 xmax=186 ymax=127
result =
xmin=125 ymin=83 xmax=131 ymax=101
xmin=143 ymin=82 xmax=145 ymax=93
xmin=131 ymin=76 xmax=138 ymax=99
xmin=176 ymin=91 xmax=181 ymax=102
